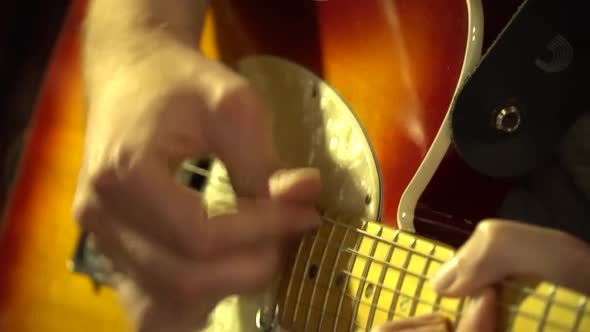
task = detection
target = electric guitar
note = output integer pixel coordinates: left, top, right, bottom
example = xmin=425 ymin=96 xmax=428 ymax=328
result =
xmin=0 ymin=0 xmax=588 ymax=331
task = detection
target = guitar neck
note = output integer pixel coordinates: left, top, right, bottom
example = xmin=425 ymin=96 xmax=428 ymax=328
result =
xmin=278 ymin=217 xmax=590 ymax=331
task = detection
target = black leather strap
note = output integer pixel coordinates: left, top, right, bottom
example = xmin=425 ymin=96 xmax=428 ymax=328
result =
xmin=451 ymin=0 xmax=589 ymax=178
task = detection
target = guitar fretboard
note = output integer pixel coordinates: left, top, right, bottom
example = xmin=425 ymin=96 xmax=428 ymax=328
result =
xmin=278 ymin=217 xmax=590 ymax=332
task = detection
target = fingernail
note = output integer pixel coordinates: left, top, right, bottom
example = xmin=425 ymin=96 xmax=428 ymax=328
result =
xmin=430 ymin=257 xmax=458 ymax=293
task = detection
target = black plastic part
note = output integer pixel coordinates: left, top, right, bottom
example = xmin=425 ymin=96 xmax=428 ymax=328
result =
xmin=451 ymin=0 xmax=589 ymax=178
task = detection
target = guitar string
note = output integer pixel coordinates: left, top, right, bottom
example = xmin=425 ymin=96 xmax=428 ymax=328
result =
xmin=319 ymin=215 xmax=585 ymax=313
xmin=206 ymin=194 xmax=586 ymax=317
xmin=186 ymin=165 xmax=588 ymax=315
xmin=303 ymin=219 xmax=337 ymax=331
xmin=281 ymin=271 xmax=573 ymax=332
xmin=347 ymin=254 xmax=573 ymax=331
xmin=295 ymin=234 xmax=578 ymax=331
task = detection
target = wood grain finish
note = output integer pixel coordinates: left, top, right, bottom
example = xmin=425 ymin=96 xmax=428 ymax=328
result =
xmin=0 ymin=1 xmax=131 ymax=330
xmin=0 ymin=0 xmax=502 ymax=330
xmin=201 ymin=0 xmax=469 ymax=227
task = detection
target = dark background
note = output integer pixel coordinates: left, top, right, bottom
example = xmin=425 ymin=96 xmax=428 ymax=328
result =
xmin=0 ymin=1 xmax=70 ymax=215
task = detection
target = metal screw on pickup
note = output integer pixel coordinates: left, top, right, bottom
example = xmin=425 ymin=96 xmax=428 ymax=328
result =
xmin=494 ymin=105 xmax=522 ymax=133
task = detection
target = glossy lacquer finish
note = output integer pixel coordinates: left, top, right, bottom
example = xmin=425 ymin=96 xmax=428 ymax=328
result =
xmin=204 ymin=0 xmax=469 ymax=226
xmin=0 ymin=0 xmax=484 ymax=330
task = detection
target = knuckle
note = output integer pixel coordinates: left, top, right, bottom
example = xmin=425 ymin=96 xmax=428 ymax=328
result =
xmin=459 ymin=220 xmax=510 ymax=278
xmin=474 ymin=219 xmax=508 ymax=239
xmin=89 ymin=166 xmax=119 ymax=194
xmin=89 ymin=148 xmax=138 ymax=195
xmin=216 ymin=84 xmax=263 ymax=123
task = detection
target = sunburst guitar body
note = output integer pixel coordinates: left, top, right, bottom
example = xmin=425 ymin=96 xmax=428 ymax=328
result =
xmin=1 ymin=0 xmax=588 ymax=331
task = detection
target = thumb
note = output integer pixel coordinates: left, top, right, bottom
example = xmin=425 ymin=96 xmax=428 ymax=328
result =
xmin=429 ymin=220 xmax=590 ymax=297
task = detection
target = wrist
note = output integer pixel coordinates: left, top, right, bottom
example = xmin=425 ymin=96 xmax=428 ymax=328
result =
xmin=84 ymin=0 xmax=208 ymax=46
xmin=82 ymin=0 xmax=208 ymax=81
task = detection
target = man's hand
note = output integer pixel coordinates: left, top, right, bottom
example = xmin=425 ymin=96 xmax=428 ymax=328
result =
xmin=73 ymin=17 xmax=321 ymax=332
xmin=373 ymin=220 xmax=590 ymax=331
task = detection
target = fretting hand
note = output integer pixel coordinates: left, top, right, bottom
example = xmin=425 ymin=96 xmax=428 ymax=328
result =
xmin=373 ymin=220 xmax=590 ymax=331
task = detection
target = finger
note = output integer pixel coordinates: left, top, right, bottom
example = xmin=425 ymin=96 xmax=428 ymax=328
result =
xmin=89 ymin=151 xmax=321 ymax=259
xmin=98 ymin=225 xmax=283 ymax=304
xmin=207 ymin=84 xmax=280 ymax=196
xmin=269 ymin=168 xmax=322 ymax=203
xmin=456 ymin=287 xmax=497 ymax=332
xmin=370 ymin=313 xmax=450 ymax=332
xmin=429 ymin=220 xmax=590 ymax=297
xmin=183 ymin=167 xmax=321 ymax=257
xmin=196 ymin=197 xmax=320 ymax=258
xmin=78 ymin=200 xmax=284 ymax=303
xmin=86 ymin=159 xmax=208 ymax=257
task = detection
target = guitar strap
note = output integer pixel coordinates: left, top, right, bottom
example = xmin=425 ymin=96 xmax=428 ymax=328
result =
xmin=451 ymin=0 xmax=590 ymax=242
xmin=451 ymin=0 xmax=588 ymax=178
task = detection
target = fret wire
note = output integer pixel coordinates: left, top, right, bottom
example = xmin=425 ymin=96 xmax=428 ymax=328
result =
xmin=317 ymin=241 xmax=580 ymax=331
xmin=316 ymin=222 xmax=352 ymax=331
xmin=196 ymin=167 xmax=589 ymax=331
xmin=501 ymin=280 xmax=583 ymax=312
xmin=333 ymin=220 xmax=368 ymax=332
xmin=341 ymin=244 xmax=430 ymax=281
xmin=455 ymin=296 xmax=467 ymax=328
xmin=387 ymin=238 xmax=416 ymax=321
xmin=285 ymin=292 xmax=406 ymax=332
xmin=340 ymin=271 xmax=575 ymax=332
xmin=293 ymin=224 xmax=323 ymax=324
xmin=537 ymin=285 xmax=556 ymax=332
xmin=283 ymin=301 xmax=367 ymax=332
xmin=301 ymin=232 xmax=588 ymax=321
xmin=194 ymin=164 xmax=585 ymax=313
xmin=322 ymin=215 xmax=446 ymax=263
xmin=366 ymin=230 xmax=400 ymax=329
xmin=320 ymin=217 xmax=585 ymax=312
xmin=280 ymin=233 xmax=307 ymax=323
xmin=572 ymin=296 xmax=588 ymax=332
xmin=325 ymin=214 xmax=576 ymax=312
xmin=340 ymin=270 xmax=459 ymax=317
xmin=433 ymin=293 xmax=442 ymax=314
xmin=303 ymin=218 xmax=337 ymax=331
xmin=348 ymin=227 xmax=383 ymax=332
xmin=191 ymin=166 xmax=455 ymax=263
xmin=325 ymin=215 xmax=585 ymax=312
xmin=191 ymin=168 xmax=588 ymax=322
xmin=409 ymin=244 xmax=437 ymax=319
xmin=196 ymin=168 xmax=416 ymax=252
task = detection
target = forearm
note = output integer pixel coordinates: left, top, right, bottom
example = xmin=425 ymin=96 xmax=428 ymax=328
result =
xmin=85 ymin=0 xmax=208 ymax=45
xmin=83 ymin=0 xmax=209 ymax=97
